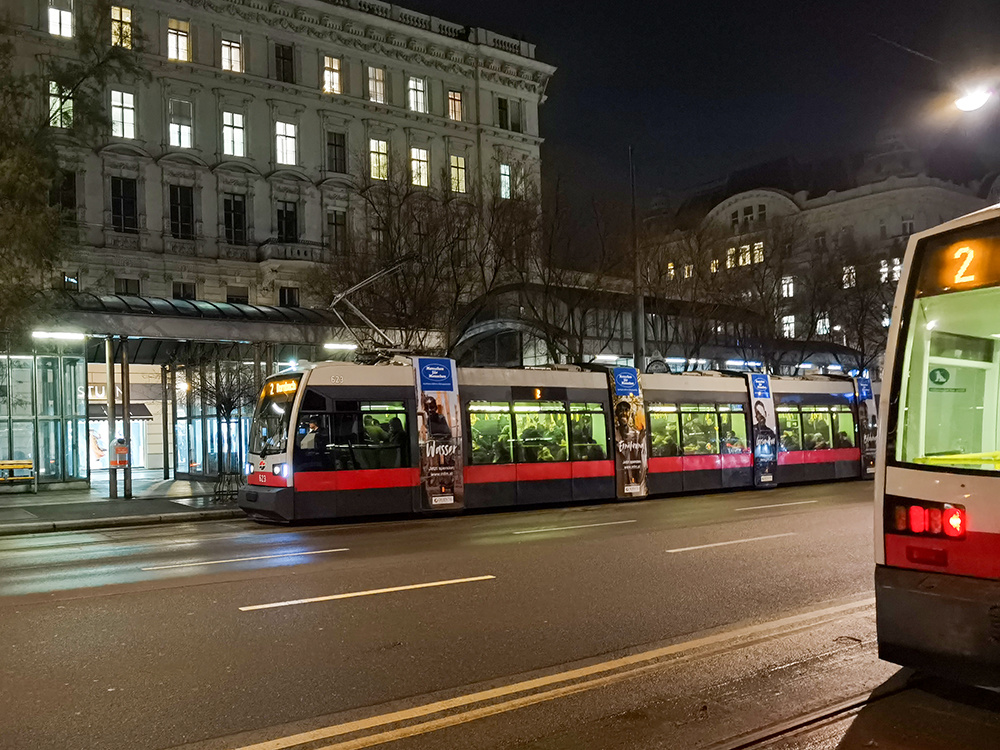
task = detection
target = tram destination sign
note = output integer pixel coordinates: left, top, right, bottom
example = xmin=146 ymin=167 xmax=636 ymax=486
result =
xmin=916 ymin=226 xmax=1000 ymax=297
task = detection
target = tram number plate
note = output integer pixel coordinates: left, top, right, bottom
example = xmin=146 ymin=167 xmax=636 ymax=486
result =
xmin=432 ymin=495 xmax=455 ymax=505
xmin=624 ymin=484 xmax=642 ymax=494
xmin=760 ymin=474 xmax=773 ymax=482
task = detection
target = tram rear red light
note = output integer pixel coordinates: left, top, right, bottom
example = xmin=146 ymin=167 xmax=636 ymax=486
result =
xmin=908 ymin=505 xmax=926 ymax=534
xmin=886 ymin=497 xmax=966 ymax=540
xmin=927 ymin=507 xmax=943 ymax=535
xmin=943 ymin=507 xmax=966 ymax=538
xmin=894 ymin=505 xmax=907 ymax=532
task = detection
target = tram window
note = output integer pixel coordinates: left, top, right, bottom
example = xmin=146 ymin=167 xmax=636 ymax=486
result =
xmin=800 ymin=406 xmax=833 ymax=449
xmin=680 ymin=404 xmax=719 ymax=455
xmin=832 ymin=407 xmax=855 ymax=447
xmin=777 ymin=407 xmax=802 ymax=452
xmin=648 ymin=403 xmax=680 ymax=457
xmin=468 ymin=401 xmax=513 ymax=465
xmin=569 ymin=402 xmax=607 ymax=460
xmin=513 ymin=401 xmax=568 ymax=462
xmin=295 ymin=400 xmax=409 ymax=471
xmin=249 ymin=374 xmax=301 ymax=456
xmin=718 ymin=405 xmax=748 ymax=453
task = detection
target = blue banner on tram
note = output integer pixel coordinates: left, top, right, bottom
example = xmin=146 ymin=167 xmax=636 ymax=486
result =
xmin=609 ymin=367 xmax=648 ymax=499
xmin=855 ymin=376 xmax=877 ymax=476
xmin=746 ymin=373 xmax=778 ymax=486
xmin=413 ymin=357 xmax=464 ymax=510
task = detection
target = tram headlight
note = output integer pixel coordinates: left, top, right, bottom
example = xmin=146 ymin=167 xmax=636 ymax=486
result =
xmin=245 ymin=462 xmax=253 ymax=476
xmin=272 ymin=463 xmax=289 ymax=477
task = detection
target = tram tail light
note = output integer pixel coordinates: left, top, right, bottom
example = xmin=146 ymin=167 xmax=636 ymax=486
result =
xmin=887 ymin=497 xmax=966 ymax=540
xmin=943 ymin=507 xmax=966 ymax=537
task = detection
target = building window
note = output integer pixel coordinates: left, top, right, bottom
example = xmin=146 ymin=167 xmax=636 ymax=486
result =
xmin=226 ymin=286 xmax=249 ymax=304
xmin=111 ymin=90 xmax=135 ymax=138
xmin=172 ymin=281 xmax=196 ymax=300
xmin=842 ymin=265 xmax=856 ymax=288
xmin=49 ymin=81 xmax=72 ymax=128
xmin=892 ymin=256 xmax=902 ymax=282
xmin=499 ymin=163 xmax=511 ymax=199
xmin=497 ymin=97 xmax=509 ymax=129
xmin=110 ymin=176 xmax=137 ymax=233
xmin=408 ymin=77 xmax=426 ymax=113
xmin=450 ymin=155 xmax=466 ymax=193
xmin=62 ymin=273 xmax=80 ymax=292
xmin=742 ymin=206 xmax=753 ymax=228
xmin=781 ymin=275 xmax=794 ymax=298
xmin=879 ymin=258 xmax=889 ymax=284
xmin=278 ymin=286 xmax=299 ymax=307
xmin=276 ymin=200 xmax=297 ymax=243
xmin=326 ymin=132 xmax=347 ymax=173
xmin=879 ymin=219 xmax=887 ymax=240
xmin=683 ymin=263 xmax=693 ymax=279
xmin=52 ymin=171 xmax=76 ymax=212
xmin=814 ymin=231 xmax=827 ymax=251
xmin=816 ymin=315 xmax=830 ymax=336
xmin=223 ymin=193 xmax=246 ymax=245
xmin=221 ymin=34 xmax=243 ymax=73
xmin=781 ymin=315 xmax=795 ymax=339
xmin=730 ymin=210 xmax=739 ymax=231
xmin=757 ymin=204 xmax=767 ymax=223
xmin=275 ymin=121 xmax=296 ymax=165
xmin=49 ymin=0 xmax=73 ymax=37
xmin=710 ymin=258 xmax=720 ymax=273
xmin=448 ymin=90 xmax=463 ymax=121
xmin=111 ymin=6 xmax=131 ymax=48
xmin=323 ymin=56 xmax=341 ymax=94
xmin=222 ymin=111 xmax=245 ymax=157
xmin=115 ymin=277 xmax=140 ymax=295
xmin=327 ymin=210 xmax=347 ymax=255
xmin=168 ymin=98 xmax=193 ymax=148
xmin=167 ymin=19 xmax=190 ymax=62
xmin=275 ymin=43 xmax=294 ymax=82
xmin=410 ymin=147 xmax=429 ymax=187
xmin=902 ymin=215 xmax=914 ymax=235
xmin=752 ymin=241 xmax=764 ymax=264
xmin=726 ymin=247 xmax=735 ymax=269
xmin=368 ymin=66 xmax=385 ymax=104
xmin=666 ymin=262 xmax=675 ymax=281
xmin=738 ymin=244 xmax=751 ymax=266
xmin=169 ymin=185 xmax=194 ymax=239
xmin=369 ymin=138 xmax=388 ymax=180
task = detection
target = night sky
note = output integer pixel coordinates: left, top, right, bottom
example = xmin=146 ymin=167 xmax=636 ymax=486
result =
xmin=408 ymin=0 xmax=1000 ymax=218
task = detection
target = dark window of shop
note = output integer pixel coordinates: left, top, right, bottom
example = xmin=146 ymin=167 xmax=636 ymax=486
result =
xmin=569 ymin=402 xmax=607 ymax=460
xmin=115 ymin=277 xmax=140 ymax=295
xmin=110 ymin=176 xmax=138 ymax=233
xmin=326 ymin=209 xmax=346 ymax=255
xmin=169 ymin=184 xmax=194 ymax=239
xmin=513 ymin=401 xmax=568 ymax=462
xmin=172 ymin=280 xmax=196 ymax=300
xmin=223 ymin=193 xmax=246 ymax=245
xmin=276 ymin=200 xmax=297 ymax=243
xmin=292 ymin=393 xmax=409 ymax=471
xmin=278 ymin=286 xmax=299 ymax=307
xmin=274 ymin=43 xmax=294 ymax=83
xmin=326 ymin=131 xmax=347 ymax=173
xmin=226 ymin=285 xmax=249 ymax=304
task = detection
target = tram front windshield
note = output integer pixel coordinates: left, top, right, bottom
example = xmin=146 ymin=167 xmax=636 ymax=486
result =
xmin=249 ymin=375 xmax=301 ymax=456
xmin=894 ymin=226 xmax=1000 ymax=473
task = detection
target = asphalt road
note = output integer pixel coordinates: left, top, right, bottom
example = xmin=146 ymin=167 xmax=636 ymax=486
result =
xmin=0 ymin=480 xmax=984 ymax=750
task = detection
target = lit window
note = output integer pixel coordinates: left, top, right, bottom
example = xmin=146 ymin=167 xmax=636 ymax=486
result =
xmin=408 ymin=77 xmax=426 ymax=113
xmin=738 ymin=245 xmax=751 ymax=266
xmin=110 ymin=90 xmax=135 ymax=139
xmin=683 ymin=264 xmax=693 ymax=279
xmin=222 ymin=111 xmax=245 ymax=157
xmin=879 ymin=258 xmax=889 ymax=283
xmin=500 ymin=163 xmax=511 ymax=199
xmin=710 ymin=259 xmax=720 ymax=273
xmin=49 ymin=81 xmax=72 ymax=128
xmin=726 ymin=247 xmax=735 ymax=269
xmin=842 ymin=265 xmax=856 ymax=288
xmin=781 ymin=275 xmax=794 ymax=298
xmin=275 ymin=121 xmax=297 ymax=165
xmin=111 ymin=6 xmax=131 ymax=48
xmin=448 ymin=91 xmax=463 ymax=121
xmin=816 ymin=315 xmax=830 ymax=336
xmin=221 ymin=34 xmax=243 ymax=73
xmin=411 ymin=147 xmax=429 ymax=187
xmin=781 ymin=315 xmax=795 ymax=338
xmin=752 ymin=241 xmax=764 ymax=263
xmin=666 ymin=262 xmax=675 ymax=281
xmin=167 ymin=19 xmax=190 ymax=62
xmin=369 ymin=139 xmax=388 ymax=180
xmin=168 ymin=98 xmax=193 ymax=148
xmin=450 ymin=155 xmax=466 ymax=193
xmin=48 ymin=0 xmax=73 ymax=37
xmin=368 ymin=66 xmax=385 ymax=104
xmin=323 ymin=56 xmax=341 ymax=94
xmin=891 ymin=257 xmax=902 ymax=282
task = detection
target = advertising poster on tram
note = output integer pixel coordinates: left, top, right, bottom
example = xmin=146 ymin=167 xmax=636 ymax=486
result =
xmin=855 ymin=376 xmax=878 ymax=476
xmin=413 ymin=357 xmax=464 ymax=510
xmin=610 ymin=367 xmax=648 ymax=499
xmin=746 ymin=373 xmax=778 ymax=486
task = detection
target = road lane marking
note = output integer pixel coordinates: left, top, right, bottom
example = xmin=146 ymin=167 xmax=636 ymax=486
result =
xmin=141 ymin=548 xmax=349 ymax=571
xmin=666 ymin=532 xmax=796 ymax=553
xmin=227 ymin=596 xmax=874 ymax=750
xmin=239 ymin=575 xmax=496 ymax=612
xmin=513 ymin=519 xmax=637 ymax=535
xmin=735 ymin=500 xmax=819 ymax=512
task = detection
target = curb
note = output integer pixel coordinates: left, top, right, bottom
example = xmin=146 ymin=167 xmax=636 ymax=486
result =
xmin=0 ymin=508 xmax=246 ymax=536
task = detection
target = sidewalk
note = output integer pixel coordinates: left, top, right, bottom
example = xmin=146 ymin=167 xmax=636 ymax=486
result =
xmin=0 ymin=470 xmax=245 ymax=536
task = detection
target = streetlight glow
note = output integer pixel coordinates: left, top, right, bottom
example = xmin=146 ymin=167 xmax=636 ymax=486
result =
xmin=955 ymin=89 xmax=992 ymax=112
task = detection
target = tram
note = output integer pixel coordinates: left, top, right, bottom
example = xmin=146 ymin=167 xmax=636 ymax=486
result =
xmin=875 ymin=205 xmax=1000 ymax=688
xmin=238 ymin=359 xmax=875 ymax=524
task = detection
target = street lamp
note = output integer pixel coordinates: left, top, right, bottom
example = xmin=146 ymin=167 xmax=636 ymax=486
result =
xmin=955 ymin=89 xmax=992 ymax=112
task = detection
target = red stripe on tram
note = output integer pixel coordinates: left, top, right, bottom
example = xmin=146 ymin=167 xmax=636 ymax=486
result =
xmin=682 ymin=455 xmax=723 ymax=472
xmin=648 ymin=456 xmax=684 ymax=474
xmin=571 ymin=460 xmax=615 ymax=479
xmin=466 ymin=461 xmax=609 ymax=485
xmin=778 ymin=448 xmax=860 ymax=465
xmin=516 ymin=463 xmax=573 ymax=482
xmin=295 ymin=468 xmax=419 ymax=492
xmin=465 ymin=464 xmax=517 ymax=485
xmin=721 ymin=452 xmax=753 ymax=469
xmin=885 ymin=532 xmax=1000 ymax=579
